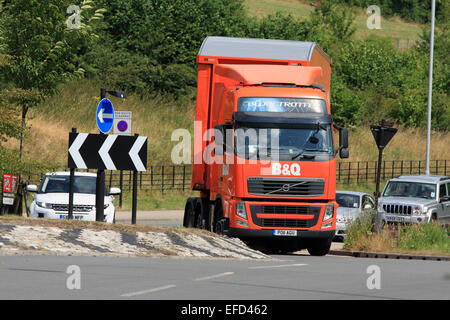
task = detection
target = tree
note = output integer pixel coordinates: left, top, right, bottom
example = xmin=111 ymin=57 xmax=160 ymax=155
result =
xmin=0 ymin=0 xmax=104 ymax=160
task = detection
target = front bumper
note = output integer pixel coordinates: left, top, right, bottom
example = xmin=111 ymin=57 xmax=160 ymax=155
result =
xmin=335 ymin=222 xmax=347 ymax=237
xmin=30 ymin=203 xmax=114 ymax=223
xmin=384 ymin=214 xmax=429 ymax=224
xmin=226 ymin=227 xmax=335 ymax=240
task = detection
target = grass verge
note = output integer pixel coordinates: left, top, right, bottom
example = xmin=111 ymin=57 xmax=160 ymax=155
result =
xmin=344 ymin=213 xmax=450 ymax=256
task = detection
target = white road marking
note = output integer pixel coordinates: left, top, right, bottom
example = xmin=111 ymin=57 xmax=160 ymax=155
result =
xmin=194 ymin=272 xmax=234 ymax=281
xmin=120 ymin=284 xmax=176 ymax=297
xmin=248 ymin=263 xmax=308 ymax=269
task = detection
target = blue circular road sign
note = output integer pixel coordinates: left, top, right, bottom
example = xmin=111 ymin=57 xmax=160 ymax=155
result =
xmin=96 ymin=98 xmax=115 ymax=133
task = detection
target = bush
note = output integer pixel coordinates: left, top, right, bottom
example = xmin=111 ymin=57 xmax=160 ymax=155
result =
xmin=398 ymin=223 xmax=450 ymax=253
xmin=343 ymin=210 xmax=375 ymax=251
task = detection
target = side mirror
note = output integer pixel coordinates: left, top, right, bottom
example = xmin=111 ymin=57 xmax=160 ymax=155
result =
xmin=364 ymin=204 xmax=373 ymax=210
xmin=339 ymin=128 xmax=349 ymax=149
xmin=109 ymin=187 xmax=121 ymax=195
xmin=340 ymin=148 xmax=349 ymax=159
xmin=26 ymin=185 xmax=38 ymax=192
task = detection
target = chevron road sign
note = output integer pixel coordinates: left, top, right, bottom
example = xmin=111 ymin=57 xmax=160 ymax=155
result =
xmin=68 ymin=133 xmax=147 ymax=171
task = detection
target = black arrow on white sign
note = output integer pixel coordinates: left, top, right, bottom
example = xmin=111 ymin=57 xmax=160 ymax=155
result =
xmin=68 ymin=133 xmax=147 ymax=171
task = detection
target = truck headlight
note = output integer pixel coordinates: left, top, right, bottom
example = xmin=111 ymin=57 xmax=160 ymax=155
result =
xmin=321 ymin=221 xmax=333 ymax=229
xmin=323 ymin=204 xmax=334 ymax=221
xmin=236 ymin=202 xmax=247 ymax=220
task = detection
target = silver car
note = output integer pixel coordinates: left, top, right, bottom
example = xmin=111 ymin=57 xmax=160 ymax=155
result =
xmin=377 ymin=175 xmax=450 ymax=225
xmin=335 ymin=191 xmax=375 ymax=240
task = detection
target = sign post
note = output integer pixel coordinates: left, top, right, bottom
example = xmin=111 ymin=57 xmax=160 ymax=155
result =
xmin=95 ymin=90 xmax=114 ymax=221
xmin=370 ymin=120 xmax=398 ymax=207
xmin=68 ymin=132 xmax=148 ymax=223
xmin=113 ymin=110 xmax=133 ymax=208
xmin=68 ymin=128 xmax=76 ymax=220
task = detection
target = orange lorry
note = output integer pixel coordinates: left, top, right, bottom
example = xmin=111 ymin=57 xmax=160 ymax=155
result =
xmin=183 ymin=36 xmax=349 ymax=255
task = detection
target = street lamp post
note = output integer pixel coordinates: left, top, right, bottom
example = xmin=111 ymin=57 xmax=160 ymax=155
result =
xmin=425 ymin=0 xmax=436 ymax=176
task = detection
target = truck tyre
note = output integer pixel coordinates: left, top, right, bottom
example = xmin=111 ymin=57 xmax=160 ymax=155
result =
xmin=307 ymin=237 xmax=332 ymax=256
xmin=194 ymin=197 xmax=211 ymax=231
xmin=213 ymin=202 xmax=224 ymax=234
xmin=183 ymin=198 xmax=196 ymax=228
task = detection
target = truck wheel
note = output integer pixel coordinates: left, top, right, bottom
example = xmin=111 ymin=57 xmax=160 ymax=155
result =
xmin=307 ymin=237 xmax=332 ymax=256
xmin=194 ymin=197 xmax=211 ymax=230
xmin=213 ymin=204 xmax=224 ymax=234
xmin=194 ymin=201 xmax=203 ymax=229
xmin=183 ymin=198 xmax=196 ymax=228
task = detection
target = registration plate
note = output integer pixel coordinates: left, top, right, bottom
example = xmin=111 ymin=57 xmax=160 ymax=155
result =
xmin=59 ymin=214 xmax=83 ymax=220
xmin=386 ymin=216 xmax=408 ymax=223
xmin=273 ymin=230 xmax=297 ymax=237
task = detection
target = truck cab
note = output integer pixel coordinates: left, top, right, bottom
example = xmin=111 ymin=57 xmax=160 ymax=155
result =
xmin=184 ymin=37 xmax=349 ymax=255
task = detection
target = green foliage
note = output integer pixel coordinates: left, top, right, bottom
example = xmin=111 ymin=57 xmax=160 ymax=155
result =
xmin=1 ymin=0 xmax=449 ymax=141
xmin=308 ymin=0 xmax=356 ymax=51
xmin=0 ymin=0 xmax=101 ymax=94
xmin=343 ymin=210 xmax=375 ymax=251
xmin=0 ymin=0 xmax=105 ymax=169
xmin=244 ymin=12 xmax=309 ymax=40
xmin=398 ymin=223 xmax=450 ymax=253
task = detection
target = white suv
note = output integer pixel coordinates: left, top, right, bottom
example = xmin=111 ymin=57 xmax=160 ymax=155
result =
xmin=27 ymin=172 xmax=120 ymax=223
xmin=377 ymin=175 xmax=450 ymax=224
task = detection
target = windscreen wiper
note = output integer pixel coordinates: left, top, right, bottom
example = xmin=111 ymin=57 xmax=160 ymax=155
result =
xmin=291 ymin=149 xmax=316 ymax=160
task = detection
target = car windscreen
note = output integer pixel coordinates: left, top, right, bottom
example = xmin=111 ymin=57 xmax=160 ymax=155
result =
xmin=336 ymin=193 xmax=360 ymax=208
xmin=39 ymin=176 xmax=107 ymax=195
xmin=382 ymin=182 xmax=436 ymax=200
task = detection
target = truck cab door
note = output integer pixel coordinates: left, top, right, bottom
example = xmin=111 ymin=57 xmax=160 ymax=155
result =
xmin=214 ymin=123 xmax=233 ymax=199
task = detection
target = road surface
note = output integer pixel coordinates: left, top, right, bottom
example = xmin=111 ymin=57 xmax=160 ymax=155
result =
xmin=0 ymin=254 xmax=448 ymax=300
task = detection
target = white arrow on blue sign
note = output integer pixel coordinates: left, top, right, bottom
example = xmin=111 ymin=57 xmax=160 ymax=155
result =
xmin=96 ymin=98 xmax=115 ymax=133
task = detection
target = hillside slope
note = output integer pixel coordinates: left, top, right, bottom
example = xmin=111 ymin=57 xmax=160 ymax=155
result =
xmin=244 ymin=0 xmax=423 ymax=43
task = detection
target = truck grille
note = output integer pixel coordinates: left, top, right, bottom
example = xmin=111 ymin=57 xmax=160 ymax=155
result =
xmin=250 ymin=205 xmax=321 ymax=228
xmin=261 ymin=219 xmax=308 ymax=228
xmin=382 ymin=204 xmax=412 ymax=215
xmin=247 ymin=177 xmax=324 ymax=197
xmin=51 ymin=204 xmax=94 ymax=213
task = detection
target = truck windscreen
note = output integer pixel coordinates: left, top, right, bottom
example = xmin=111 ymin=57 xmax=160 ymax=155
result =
xmin=238 ymin=97 xmax=327 ymax=113
xmin=234 ymin=124 xmax=334 ymax=161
